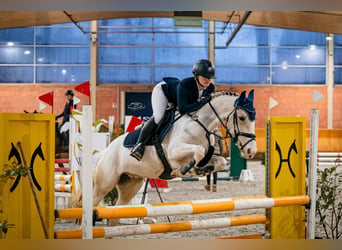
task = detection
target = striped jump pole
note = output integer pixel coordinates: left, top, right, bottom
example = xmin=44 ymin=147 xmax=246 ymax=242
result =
xmin=55 ymin=158 xmax=71 ymax=172
xmin=55 ymin=158 xmax=69 ymax=164
xmin=55 ymin=214 xmax=266 ymax=239
xmin=54 ymin=195 xmax=309 ymax=220
xmin=54 ymin=175 xmax=72 ymax=182
xmin=169 ymin=176 xmax=232 ymax=182
xmin=169 ymin=169 xmax=231 ymax=182
xmin=54 ymin=167 xmax=71 ymax=172
xmin=54 ymin=171 xmax=77 ymax=195
xmin=54 ymin=184 xmax=72 ymax=193
xmin=317 ymin=152 xmax=342 ymax=157
xmin=316 ymin=158 xmax=342 ymax=162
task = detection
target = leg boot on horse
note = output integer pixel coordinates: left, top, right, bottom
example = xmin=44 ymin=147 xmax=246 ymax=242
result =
xmin=130 ymin=117 xmax=157 ymax=161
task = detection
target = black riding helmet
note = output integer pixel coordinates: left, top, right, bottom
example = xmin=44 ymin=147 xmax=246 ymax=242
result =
xmin=65 ymin=90 xmax=74 ymax=96
xmin=192 ymin=59 xmax=216 ymax=79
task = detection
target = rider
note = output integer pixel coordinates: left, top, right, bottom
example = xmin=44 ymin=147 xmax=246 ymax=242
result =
xmin=130 ymin=59 xmax=216 ymax=161
xmin=56 ymin=89 xmax=76 ymax=149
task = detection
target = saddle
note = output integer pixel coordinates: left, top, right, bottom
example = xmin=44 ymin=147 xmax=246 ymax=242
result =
xmin=123 ymin=108 xmax=175 ymax=148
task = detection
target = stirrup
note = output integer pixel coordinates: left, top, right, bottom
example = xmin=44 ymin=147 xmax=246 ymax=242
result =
xmin=130 ymin=143 xmax=145 ymax=161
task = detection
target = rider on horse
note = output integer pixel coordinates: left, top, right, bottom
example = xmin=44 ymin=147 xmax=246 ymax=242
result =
xmin=56 ymin=89 xmax=76 ymax=150
xmin=130 ymin=59 xmax=216 ymax=161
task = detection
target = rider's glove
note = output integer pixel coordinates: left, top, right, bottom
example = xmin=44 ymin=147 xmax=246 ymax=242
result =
xmin=200 ymin=95 xmax=211 ymax=105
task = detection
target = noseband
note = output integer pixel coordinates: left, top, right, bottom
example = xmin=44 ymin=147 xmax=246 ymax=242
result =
xmin=229 ymin=108 xmax=256 ymax=150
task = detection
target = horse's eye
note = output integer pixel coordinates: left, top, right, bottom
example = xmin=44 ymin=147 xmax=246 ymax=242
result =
xmin=239 ymin=116 xmax=245 ymax=122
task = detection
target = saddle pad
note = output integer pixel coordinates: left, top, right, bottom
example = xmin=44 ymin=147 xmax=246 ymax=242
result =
xmin=123 ymin=128 xmax=141 ymax=147
xmin=123 ymin=110 xmax=175 ymax=148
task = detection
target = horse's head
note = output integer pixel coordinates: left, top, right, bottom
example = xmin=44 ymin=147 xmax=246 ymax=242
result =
xmin=226 ymin=90 xmax=257 ymax=159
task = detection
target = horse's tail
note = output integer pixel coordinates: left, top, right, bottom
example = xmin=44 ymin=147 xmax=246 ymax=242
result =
xmin=71 ymin=170 xmax=83 ymax=208
xmin=71 ymin=150 xmax=104 ymax=208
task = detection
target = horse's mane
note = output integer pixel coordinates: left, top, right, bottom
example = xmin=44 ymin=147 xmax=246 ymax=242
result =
xmin=174 ymin=91 xmax=239 ymax=121
xmin=211 ymin=91 xmax=239 ymax=99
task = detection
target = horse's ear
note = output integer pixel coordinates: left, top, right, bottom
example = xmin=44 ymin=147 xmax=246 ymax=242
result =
xmin=239 ymin=91 xmax=246 ymax=102
xmin=248 ymin=89 xmax=254 ymax=101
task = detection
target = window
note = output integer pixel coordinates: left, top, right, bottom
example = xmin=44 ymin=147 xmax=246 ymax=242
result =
xmin=334 ymin=34 xmax=342 ymax=84
xmin=0 ymin=23 xmax=90 ymax=84
xmin=0 ymin=66 xmax=33 ymax=83
xmin=215 ymin=26 xmax=326 ymax=85
xmin=98 ymin=18 xmax=209 ymax=84
xmin=0 ymin=27 xmax=34 ymax=45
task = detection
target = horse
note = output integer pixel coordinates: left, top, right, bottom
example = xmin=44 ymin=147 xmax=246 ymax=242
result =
xmin=72 ymin=90 xmax=257 ymax=224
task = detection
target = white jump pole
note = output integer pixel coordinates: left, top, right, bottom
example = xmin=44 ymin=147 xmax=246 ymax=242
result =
xmin=108 ymin=116 xmax=114 ymax=138
xmin=82 ymin=105 xmax=93 ymax=239
xmin=307 ymin=109 xmax=319 ymax=239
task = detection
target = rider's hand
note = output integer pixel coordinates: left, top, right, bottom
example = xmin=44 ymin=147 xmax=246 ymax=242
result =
xmin=200 ymin=95 xmax=211 ymax=105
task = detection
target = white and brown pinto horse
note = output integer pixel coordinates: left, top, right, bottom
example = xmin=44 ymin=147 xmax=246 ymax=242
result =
xmin=73 ymin=90 xmax=257 ymax=221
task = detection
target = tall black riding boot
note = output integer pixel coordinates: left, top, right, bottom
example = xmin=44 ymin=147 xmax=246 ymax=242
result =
xmin=130 ymin=118 xmax=157 ymax=161
xmin=61 ymin=131 xmax=69 ymax=151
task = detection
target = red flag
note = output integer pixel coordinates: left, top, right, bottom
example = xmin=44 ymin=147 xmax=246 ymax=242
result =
xmin=149 ymin=179 xmax=169 ymax=189
xmin=75 ymin=81 xmax=90 ymax=97
xmin=38 ymin=92 xmax=53 ymax=106
xmin=126 ymin=116 xmax=143 ymax=133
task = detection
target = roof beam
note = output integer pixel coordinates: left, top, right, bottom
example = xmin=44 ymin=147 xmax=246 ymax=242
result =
xmin=0 ymin=11 xmax=342 ymax=35
xmin=225 ymin=11 xmax=252 ymax=47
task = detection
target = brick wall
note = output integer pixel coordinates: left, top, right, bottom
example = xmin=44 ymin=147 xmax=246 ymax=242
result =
xmin=1 ymin=84 xmax=341 ymax=129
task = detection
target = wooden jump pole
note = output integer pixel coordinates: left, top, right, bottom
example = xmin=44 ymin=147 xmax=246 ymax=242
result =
xmin=81 ymin=105 xmax=93 ymax=239
xmin=55 ymin=214 xmax=266 ymax=239
xmin=307 ymin=109 xmax=319 ymax=239
xmin=94 ymin=195 xmax=309 ymax=220
xmin=55 ymin=195 xmax=266 ymax=219
xmin=54 ymin=195 xmax=309 ymax=220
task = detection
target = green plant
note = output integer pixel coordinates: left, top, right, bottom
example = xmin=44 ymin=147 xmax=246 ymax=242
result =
xmin=0 ymin=220 xmax=15 ymax=234
xmin=316 ymin=163 xmax=342 ymax=239
xmin=1 ymin=161 xmax=29 ymax=180
xmin=0 ymin=161 xmax=28 ymax=236
xmin=103 ymin=187 xmax=118 ymax=206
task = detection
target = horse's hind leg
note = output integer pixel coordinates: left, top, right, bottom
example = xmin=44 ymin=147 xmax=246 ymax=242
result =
xmin=116 ymin=174 xmax=144 ymax=206
xmin=107 ymin=174 xmax=144 ymax=226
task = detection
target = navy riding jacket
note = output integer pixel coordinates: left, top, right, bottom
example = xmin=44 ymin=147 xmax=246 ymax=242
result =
xmin=56 ymin=100 xmax=76 ymax=124
xmin=161 ymin=77 xmax=215 ymax=115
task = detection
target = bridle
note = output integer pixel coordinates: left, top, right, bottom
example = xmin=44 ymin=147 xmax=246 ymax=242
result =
xmin=188 ymin=99 xmax=256 ymax=151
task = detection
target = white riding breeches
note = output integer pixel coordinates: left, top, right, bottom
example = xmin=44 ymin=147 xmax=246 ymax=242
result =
xmin=60 ymin=122 xmax=70 ymax=133
xmin=151 ymin=82 xmax=169 ymax=124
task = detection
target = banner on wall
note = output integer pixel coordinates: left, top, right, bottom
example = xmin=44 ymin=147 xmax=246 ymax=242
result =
xmin=125 ymin=92 xmax=152 ymax=118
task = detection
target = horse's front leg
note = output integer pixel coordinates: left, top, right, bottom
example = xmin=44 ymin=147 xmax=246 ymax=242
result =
xmin=209 ymin=155 xmax=227 ymax=172
xmin=194 ymin=155 xmax=227 ymax=176
xmin=167 ymin=143 xmax=206 ymax=177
